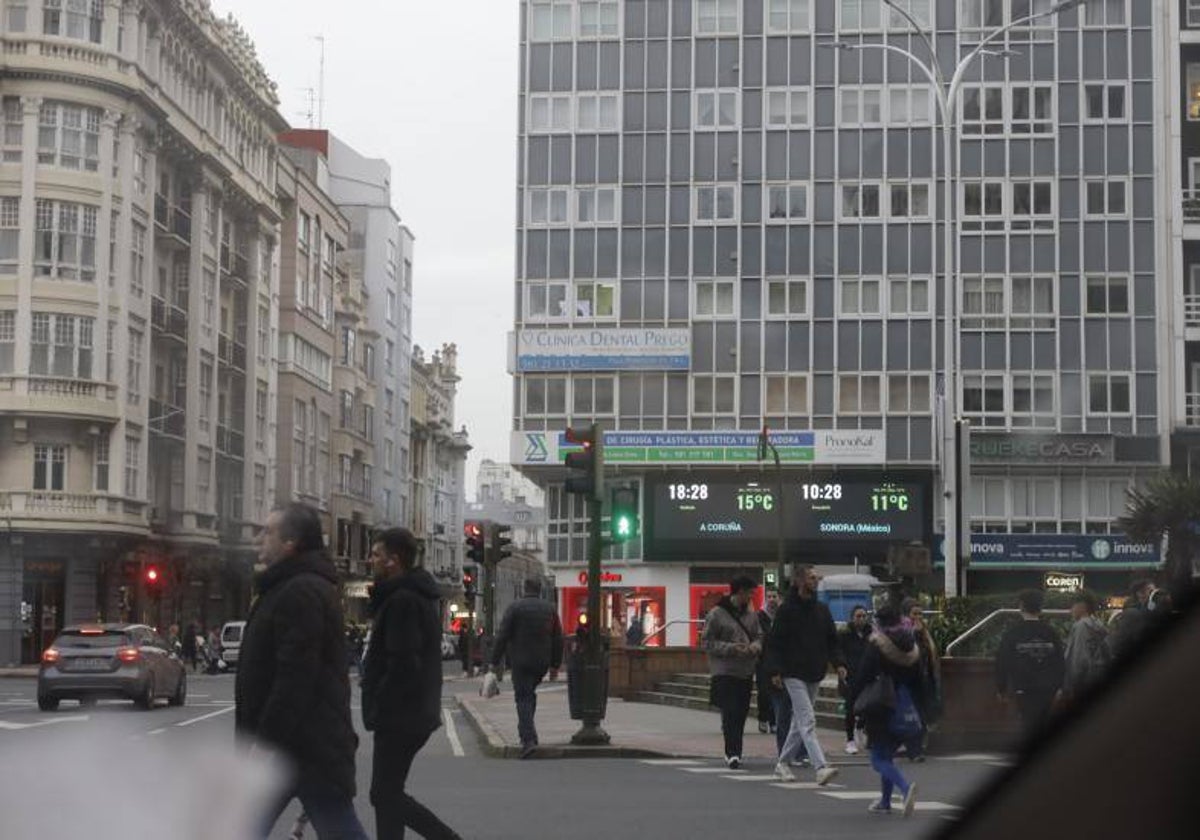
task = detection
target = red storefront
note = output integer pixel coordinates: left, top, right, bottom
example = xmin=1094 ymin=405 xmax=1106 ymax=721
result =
xmin=560 ymin=571 xmax=668 ymax=646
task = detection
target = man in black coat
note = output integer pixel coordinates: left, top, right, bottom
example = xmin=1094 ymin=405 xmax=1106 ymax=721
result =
xmin=995 ymin=589 xmax=1065 ymax=735
xmin=492 ymin=577 xmax=563 ymax=758
xmin=361 ymin=527 xmax=461 ymax=840
xmin=235 ymin=503 xmax=367 ymax=840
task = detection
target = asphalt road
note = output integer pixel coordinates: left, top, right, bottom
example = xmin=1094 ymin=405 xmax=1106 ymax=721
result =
xmin=0 ymin=664 xmax=1004 ymax=839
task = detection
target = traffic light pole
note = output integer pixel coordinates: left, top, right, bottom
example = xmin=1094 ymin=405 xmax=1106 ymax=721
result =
xmin=758 ymin=428 xmax=788 ymax=593
xmin=571 ymin=490 xmax=610 ymax=746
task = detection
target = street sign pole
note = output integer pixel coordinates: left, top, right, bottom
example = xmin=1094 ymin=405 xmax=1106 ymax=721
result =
xmin=759 ymin=427 xmax=788 ymax=593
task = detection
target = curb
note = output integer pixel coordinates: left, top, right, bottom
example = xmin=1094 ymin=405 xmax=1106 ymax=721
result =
xmin=0 ymin=669 xmax=37 ymax=679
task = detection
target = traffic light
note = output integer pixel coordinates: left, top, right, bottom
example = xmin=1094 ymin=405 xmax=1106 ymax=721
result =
xmin=464 ymin=521 xmax=485 ymax=565
xmin=144 ymin=565 xmax=162 ymax=601
xmin=145 ymin=566 xmax=159 ymax=584
xmin=462 ymin=565 xmax=477 ymax=599
xmin=491 ymin=523 xmax=513 ymax=563
xmin=564 ymin=424 xmax=603 ymax=499
xmin=610 ymin=486 xmax=639 ymax=542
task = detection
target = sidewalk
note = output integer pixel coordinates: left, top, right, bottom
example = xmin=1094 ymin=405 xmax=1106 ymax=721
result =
xmin=0 ymin=666 xmax=37 ymax=678
xmin=457 ymin=683 xmax=860 ymax=763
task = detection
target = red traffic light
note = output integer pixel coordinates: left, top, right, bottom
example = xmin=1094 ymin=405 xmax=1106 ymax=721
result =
xmin=464 ymin=522 xmax=483 ymax=539
xmin=145 ymin=566 xmax=159 ymax=584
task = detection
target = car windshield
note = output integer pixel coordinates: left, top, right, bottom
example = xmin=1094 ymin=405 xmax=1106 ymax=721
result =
xmin=222 ymin=626 xmax=242 ymax=643
xmin=55 ymin=631 xmax=128 ymax=649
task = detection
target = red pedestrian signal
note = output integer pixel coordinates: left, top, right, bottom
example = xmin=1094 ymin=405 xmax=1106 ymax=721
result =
xmin=145 ymin=566 xmax=159 ymax=584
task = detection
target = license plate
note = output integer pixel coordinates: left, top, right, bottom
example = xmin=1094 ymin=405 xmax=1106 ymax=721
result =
xmin=69 ymin=657 xmax=110 ymax=671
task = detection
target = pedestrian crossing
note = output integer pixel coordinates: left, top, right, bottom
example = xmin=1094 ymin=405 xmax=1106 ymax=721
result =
xmin=638 ymin=758 xmax=961 ymax=814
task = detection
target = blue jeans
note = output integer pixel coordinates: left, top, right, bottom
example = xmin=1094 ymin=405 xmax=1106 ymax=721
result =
xmin=770 ymin=687 xmax=809 ymax=758
xmin=511 ymin=667 xmax=544 ymax=747
xmin=870 ymin=742 xmax=911 ymax=807
xmin=778 ymin=679 xmax=826 ymax=769
xmin=258 ymin=777 xmax=368 ymax=840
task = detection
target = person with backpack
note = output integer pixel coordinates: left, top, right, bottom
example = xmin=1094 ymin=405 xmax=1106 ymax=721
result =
xmin=1063 ymin=590 xmax=1110 ymax=702
xmin=849 ymin=603 xmax=922 ymax=817
xmin=995 ymin=589 xmax=1066 ymax=734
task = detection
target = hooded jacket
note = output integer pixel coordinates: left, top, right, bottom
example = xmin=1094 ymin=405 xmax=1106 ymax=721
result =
xmin=995 ymin=617 xmax=1065 ymax=696
xmin=702 ymin=597 xmax=763 ymax=679
xmin=360 ymin=567 xmax=444 ymax=742
xmin=765 ymin=589 xmax=843 ymax=683
xmin=850 ymin=626 xmax=922 ymax=745
xmin=234 ymin=549 xmax=358 ymax=797
xmin=1064 ymin=614 xmax=1110 ymax=695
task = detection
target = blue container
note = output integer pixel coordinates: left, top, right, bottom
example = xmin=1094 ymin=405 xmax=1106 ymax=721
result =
xmin=817 ymin=574 xmax=879 ymax=623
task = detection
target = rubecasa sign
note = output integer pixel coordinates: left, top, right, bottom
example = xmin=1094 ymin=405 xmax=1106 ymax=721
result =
xmin=509 ymin=328 xmax=691 ymax=372
xmin=970 ymin=433 xmax=1114 ymax=465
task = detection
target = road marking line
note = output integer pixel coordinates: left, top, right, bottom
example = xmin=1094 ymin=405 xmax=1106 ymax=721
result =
xmin=771 ymin=782 xmax=846 ymax=790
xmin=0 ymin=714 xmax=89 ymax=730
xmin=442 ymin=708 xmax=464 ymax=758
xmin=682 ymin=767 xmax=741 ymax=774
xmin=639 ymin=759 xmax=700 ymax=766
xmin=722 ymin=774 xmax=781 ymax=782
xmin=817 ymin=791 xmax=960 ymax=810
xmin=148 ymin=728 xmax=167 ymax=735
xmin=819 ymin=792 xmax=893 ymax=800
xmin=174 ymin=705 xmax=235 ymax=727
xmin=935 ymin=753 xmax=1007 ymax=762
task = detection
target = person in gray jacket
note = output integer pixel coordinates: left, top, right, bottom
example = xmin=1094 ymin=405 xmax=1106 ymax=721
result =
xmin=492 ymin=578 xmax=564 ymax=758
xmin=702 ymin=575 xmax=763 ymax=768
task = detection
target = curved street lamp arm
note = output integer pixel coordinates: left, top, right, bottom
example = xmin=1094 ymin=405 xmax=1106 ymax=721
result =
xmin=879 ymin=0 xmax=946 ymax=89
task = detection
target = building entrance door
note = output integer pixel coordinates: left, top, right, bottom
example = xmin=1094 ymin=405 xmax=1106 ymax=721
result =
xmin=21 ymin=561 xmax=66 ymax=664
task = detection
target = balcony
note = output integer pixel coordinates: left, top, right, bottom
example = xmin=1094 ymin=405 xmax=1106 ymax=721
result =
xmin=149 ymin=398 xmax=186 ymax=438
xmin=217 ymin=334 xmax=247 ymax=372
xmin=1185 ymin=191 xmax=1200 ymax=228
xmin=153 ymin=195 xmax=192 ymax=248
xmin=151 ymin=296 xmax=188 ymax=343
xmin=216 ymin=424 xmax=245 ymax=459
xmin=0 ymin=491 xmax=149 ymax=533
xmin=1188 ymin=394 xmax=1200 ymax=427
xmin=1187 ymin=294 xmax=1200 ymax=329
xmin=220 ymin=243 xmax=250 ymax=285
xmin=0 ymin=375 xmax=120 ymax=421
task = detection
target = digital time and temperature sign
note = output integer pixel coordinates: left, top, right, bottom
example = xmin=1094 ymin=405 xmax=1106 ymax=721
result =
xmin=650 ymin=474 xmax=928 ymax=557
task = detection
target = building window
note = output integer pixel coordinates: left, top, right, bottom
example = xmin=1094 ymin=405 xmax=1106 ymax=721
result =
xmin=1190 ymin=0 xmax=1200 ymax=28
xmin=579 ymin=0 xmax=619 ymax=37
xmin=694 ymin=280 xmax=736 ymax=318
xmin=765 ymin=88 xmax=810 ymax=127
xmin=840 ymin=184 xmax=882 ymax=220
xmin=340 ymin=389 xmax=354 ymax=429
xmin=6 ymin=1 xmax=27 ymax=32
xmin=255 ymin=383 xmax=268 ymax=448
xmin=962 ymin=86 xmax=1005 ymax=135
xmin=962 ymin=182 xmax=1005 ymax=229
xmin=528 ymin=187 xmax=569 ymax=225
xmin=527 ymin=281 xmax=570 ymax=319
xmin=1011 ymin=181 xmax=1054 ymax=230
xmin=37 ymin=101 xmax=101 ymax=171
xmin=126 ymin=327 xmax=141 ymax=403
xmin=963 ymin=374 xmax=1006 ymax=426
xmin=1012 ymin=374 xmax=1056 ymax=428
xmin=1088 ymin=374 xmax=1131 ymax=415
xmin=384 ymin=439 xmax=395 ymax=474
xmin=527 ymin=94 xmax=573 ymax=133
xmin=30 ymin=312 xmax=94 ymax=378
xmin=341 ymin=328 xmax=356 ymax=367
xmin=887 ymin=86 xmax=933 ymax=126
xmin=767 ymin=0 xmax=811 ymax=32
xmin=838 ymin=374 xmax=882 ymax=414
xmin=35 ymin=200 xmax=97 ymax=281
xmin=1085 ymin=179 xmax=1127 ymax=218
xmin=695 ymin=90 xmax=739 ymax=130
xmin=130 ymin=222 xmax=145 ymax=297
xmin=1011 ymin=276 xmax=1055 ymax=328
xmin=696 ymin=0 xmax=739 ymax=34
xmin=363 ymin=343 xmax=376 ymax=378
xmin=572 ymin=375 xmax=616 ymax=417
xmin=529 ymin=0 xmax=573 ymax=41
xmin=693 ymin=375 xmax=736 ymax=415
xmin=1085 ymin=275 xmax=1130 ymax=315
xmin=0 ymin=196 xmax=18 ymax=273
xmin=695 ymin=185 xmax=737 ymax=222
xmin=124 ymin=435 xmax=139 ymax=497
xmin=1084 ymin=84 xmax=1126 ymax=122
xmin=574 ymin=281 xmax=615 ymax=318
xmin=1083 ymin=0 xmax=1125 ymax=26
xmin=385 ymin=290 xmax=397 ymax=324
xmin=889 ymin=183 xmax=931 ymax=219
xmin=889 ymin=277 xmax=930 ymax=316
xmin=840 ymin=88 xmax=883 ymax=127
xmin=257 ymin=305 xmax=269 ymax=360
xmin=525 ymin=376 xmax=568 ymax=416
xmin=576 ymin=93 xmax=620 ymax=131
xmin=766 ymin=279 xmax=809 ymax=317
xmin=765 ymin=184 xmax=809 ymax=221
xmin=90 ymin=436 xmax=109 ymax=492
xmin=576 ymin=187 xmax=617 ymax=224
xmin=362 ymin=403 xmax=374 ymax=441
xmin=0 ymin=311 xmax=14 ymax=373
xmin=43 ymin=0 xmax=103 ymax=44
xmin=198 ymin=362 xmax=212 ymax=428
xmin=196 ymin=449 xmax=211 ymax=510
xmin=254 ymin=465 xmax=266 ymax=522
xmin=1011 ymin=85 xmax=1054 ymax=134
xmin=842 ymin=0 xmax=931 ymax=30
xmin=962 ymin=277 xmax=1005 ymax=328
xmin=888 ymin=374 xmax=931 ymax=415
xmin=1 ymin=98 xmax=20 ymax=162
xmin=33 ymin=444 xmax=67 ymax=491
xmin=840 ymin=278 xmax=882 ymax=316
xmin=764 ymin=374 xmax=809 ymax=415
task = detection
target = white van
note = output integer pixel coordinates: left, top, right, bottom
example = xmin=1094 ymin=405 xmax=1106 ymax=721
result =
xmin=220 ymin=621 xmax=246 ymax=669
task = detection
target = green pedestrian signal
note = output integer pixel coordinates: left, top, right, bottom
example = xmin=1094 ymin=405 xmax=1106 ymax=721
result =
xmin=610 ymin=486 xmax=639 ymax=543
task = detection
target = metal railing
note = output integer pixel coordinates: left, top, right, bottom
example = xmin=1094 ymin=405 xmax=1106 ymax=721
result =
xmin=944 ymin=608 xmax=1071 ymax=657
xmin=1187 ymin=393 xmax=1200 ymax=428
xmin=1185 ymin=190 xmax=1200 ymax=224
xmin=1185 ymin=294 xmax=1200 ymax=327
xmin=635 ymin=619 xmax=706 ymax=648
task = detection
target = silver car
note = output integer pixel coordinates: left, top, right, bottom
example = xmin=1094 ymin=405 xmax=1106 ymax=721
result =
xmin=37 ymin=623 xmax=187 ymax=711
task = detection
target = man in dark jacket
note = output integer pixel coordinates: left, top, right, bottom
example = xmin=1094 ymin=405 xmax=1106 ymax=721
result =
xmin=838 ymin=605 xmax=872 ymax=755
xmin=235 ymin=503 xmax=367 ymax=840
xmin=995 ymin=589 xmax=1065 ymax=735
xmin=361 ymin=527 xmax=461 ymax=840
xmin=755 ymin=587 xmax=781 ymax=734
xmin=492 ymin=578 xmax=563 ymax=758
xmin=767 ymin=565 xmax=846 ymax=786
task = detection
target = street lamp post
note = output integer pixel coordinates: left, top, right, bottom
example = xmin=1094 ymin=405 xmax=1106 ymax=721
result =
xmin=826 ymin=0 xmax=1085 ymax=596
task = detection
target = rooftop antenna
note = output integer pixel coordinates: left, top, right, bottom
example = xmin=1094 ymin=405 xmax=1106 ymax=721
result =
xmin=314 ymin=35 xmax=326 ymax=128
xmin=297 ymin=87 xmax=316 ymax=128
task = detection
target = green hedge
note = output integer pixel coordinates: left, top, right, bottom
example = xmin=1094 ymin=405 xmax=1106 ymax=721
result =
xmin=927 ymin=592 xmax=1081 ymax=658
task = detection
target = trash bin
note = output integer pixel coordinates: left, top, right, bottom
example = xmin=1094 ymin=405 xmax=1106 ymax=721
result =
xmin=566 ymin=634 xmax=610 ymax=721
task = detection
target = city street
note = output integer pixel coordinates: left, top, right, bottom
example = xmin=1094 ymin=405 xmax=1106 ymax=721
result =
xmin=0 ymin=663 xmax=1005 ymax=839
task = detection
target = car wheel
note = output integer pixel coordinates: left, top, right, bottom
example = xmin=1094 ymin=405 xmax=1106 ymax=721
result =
xmin=136 ymin=675 xmax=155 ymax=711
xmin=37 ymin=695 xmax=59 ymax=712
xmin=168 ymin=672 xmax=186 ymax=707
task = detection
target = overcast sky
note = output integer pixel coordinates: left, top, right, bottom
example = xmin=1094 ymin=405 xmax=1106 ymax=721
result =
xmin=211 ymin=0 xmax=519 ymax=499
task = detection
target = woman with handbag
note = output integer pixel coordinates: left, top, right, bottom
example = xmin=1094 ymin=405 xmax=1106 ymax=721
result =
xmin=850 ymin=603 xmax=922 ymax=817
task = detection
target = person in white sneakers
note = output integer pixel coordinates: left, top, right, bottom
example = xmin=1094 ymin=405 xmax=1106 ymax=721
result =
xmin=837 ymin=605 xmax=872 ymax=755
xmin=765 ymin=565 xmax=846 ymax=786
xmin=702 ymin=575 xmax=763 ymax=770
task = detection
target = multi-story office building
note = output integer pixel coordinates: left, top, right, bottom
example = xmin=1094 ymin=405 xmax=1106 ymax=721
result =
xmin=477 ymin=457 xmax=546 ymax=506
xmin=511 ymin=0 xmax=1167 ymax=644
xmin=0 ymin=1 xmax=283 ymax=663
xmin=411 ymin=343 xmax=472 ymax=595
